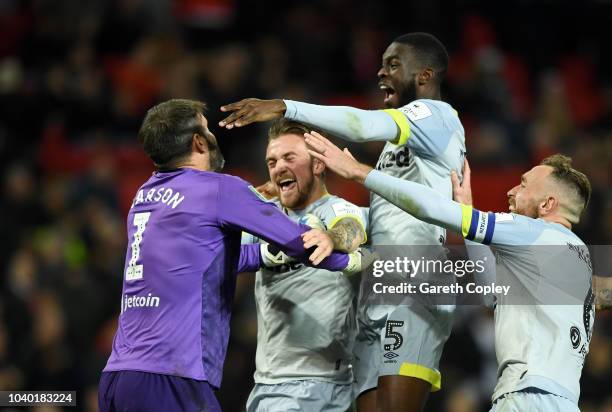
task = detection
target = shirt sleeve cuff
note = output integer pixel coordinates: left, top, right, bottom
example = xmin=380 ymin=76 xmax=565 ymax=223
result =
xmin=364 ymin=169 xmax=385 ymax=192
xmin=283 ymin=99 xmax=298 ymax=119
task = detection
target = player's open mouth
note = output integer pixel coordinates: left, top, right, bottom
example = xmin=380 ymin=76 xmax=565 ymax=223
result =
xmin=278 ymin=178 xmax=297 ymax=193
xmin=380 ymin=84 xmax=395 ymax=104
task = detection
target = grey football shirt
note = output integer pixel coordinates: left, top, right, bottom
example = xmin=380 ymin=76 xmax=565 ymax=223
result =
xmin=245 ymin=194 xmax=367 ymax=384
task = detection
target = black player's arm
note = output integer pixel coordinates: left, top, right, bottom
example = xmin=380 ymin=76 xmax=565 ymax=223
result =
xmin=327 ymin=217 xmax=366 ymax=253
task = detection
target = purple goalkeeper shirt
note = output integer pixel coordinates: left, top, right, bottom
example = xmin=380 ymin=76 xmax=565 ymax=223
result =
xmin=103 ymin=168 xmax=348 ymax=388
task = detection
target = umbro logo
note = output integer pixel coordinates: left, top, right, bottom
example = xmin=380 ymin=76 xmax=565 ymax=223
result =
xmin=383 ymin=352 xmax=399 ymax=360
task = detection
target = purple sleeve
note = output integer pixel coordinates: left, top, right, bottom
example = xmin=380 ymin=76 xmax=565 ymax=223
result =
xmin=218 ymin=176 xmax=349 ymax=272
xmin=237 ymin=244 xmax=261 ymax=273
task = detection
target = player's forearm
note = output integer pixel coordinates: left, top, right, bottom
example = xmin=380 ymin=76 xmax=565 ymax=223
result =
xmin=221 ymin=178 xmax=351 ymax=272
xmin=327 ymin=218 xmax=366 ymax=253
xmin=237 ymin=244 xmax=262 ymax=273
xmin=364 ymin=170 xmax=463 ymax=234
xmin=246 ymin=220 xmax=350 ymax=271
xmin=284 ymin=100 xmax=398 ymax=143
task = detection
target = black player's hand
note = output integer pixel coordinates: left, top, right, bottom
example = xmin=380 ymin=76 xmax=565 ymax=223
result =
xmin=219 ymin=98 xmax=286 ymax=129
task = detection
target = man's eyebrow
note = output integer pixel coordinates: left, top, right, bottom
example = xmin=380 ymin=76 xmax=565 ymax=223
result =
xmin=383 ymin=54 xmax=400 ymax=63
xmin=266 ymin=151 xmax=296 ymax=161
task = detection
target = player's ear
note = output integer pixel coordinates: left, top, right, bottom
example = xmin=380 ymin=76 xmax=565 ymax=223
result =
xmin=418 ymin=68 xmax=435 ymax=86
xmin=539 ymin=196 xmax=557 ymax=216
xmin=193 ymin=133 xmax=207 ymax=154
xmin=312 ymin=157 xmax=326 ymax=176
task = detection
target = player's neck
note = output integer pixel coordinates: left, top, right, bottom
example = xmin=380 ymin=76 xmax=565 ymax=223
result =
xmin=175 ymin=154 xmax=212 ymax=172
xmin=541 ymin=214 xmax=572 ymax=230
xmin=288 ymin=183 xmax=328 ymax=212
xmin=417 ymin=89 xmax=441 ymax=101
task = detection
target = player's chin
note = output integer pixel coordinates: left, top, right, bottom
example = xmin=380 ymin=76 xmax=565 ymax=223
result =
xmin=383 ymin=96 xmax=396 ymax=109
xmin=384 ymin=94 xmax=401 ymax=109
xmin=279 ymin=192 xmax=298 ymax=209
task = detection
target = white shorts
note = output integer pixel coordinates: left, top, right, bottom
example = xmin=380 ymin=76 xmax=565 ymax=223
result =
xmin=352 ymin=303 xmax=454 ymax=397
xmin=490 ymin=391 xmax=579 ymax=412
xmin=246 ymin=380 xmax=352 ymax=412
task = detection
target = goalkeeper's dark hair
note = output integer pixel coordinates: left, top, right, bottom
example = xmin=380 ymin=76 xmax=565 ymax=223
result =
xmin=138 ymin=99 xmax=207 ymax=169
xmin=541 ymin=154 xmax=591 ymax=223
xmin=393 ymin=32 xmax=449 ymax=84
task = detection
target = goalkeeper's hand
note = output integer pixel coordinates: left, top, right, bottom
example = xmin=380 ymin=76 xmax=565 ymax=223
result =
xmin=343 ymin=247 xmax=378 ymax=277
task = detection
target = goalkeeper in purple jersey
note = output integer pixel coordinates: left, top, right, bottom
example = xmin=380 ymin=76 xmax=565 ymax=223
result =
xmin=98 ymin=99 xmax=364 ymax=412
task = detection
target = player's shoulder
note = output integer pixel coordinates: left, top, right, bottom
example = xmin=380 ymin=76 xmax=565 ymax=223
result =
xmin=535 ymin=218 xmax=586 ymax=246
xmin=214 ymin=172 xmax=248 ymax=186
xmin=204 ymin=172 xmax=272 ymax=202
xmin=493 ymin=212 xmax=539 ymax=232
xmin=214 ymin=172 xmax=261 ymax=193
xmin=398 ymin=99 xmax=457 ymax=121
xmin=321 ymin=193 xmax=358 ymax=207
xmin=318 ymin=194 xmax=366 ymax=225
xmin=320 ymin=194 xmax=361 ymax=212
xmin=502 ymin=213 xmax=584 ymax=245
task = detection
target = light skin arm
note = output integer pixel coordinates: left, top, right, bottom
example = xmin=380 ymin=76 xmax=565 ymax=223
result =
xmin=304 ymin=131 xmax=373 ymax=184
xmin=328 ymin=218 xmax=365 ymax=253
xmin=302 ymin=217 xmax=365 ymax=264
xmin=305 ymin=131 xmax=465 ymax=234
xmin=451 ymin=158 xmax=472 ymax=205
xmin=255 ymin=180 xmax=278 ymax=200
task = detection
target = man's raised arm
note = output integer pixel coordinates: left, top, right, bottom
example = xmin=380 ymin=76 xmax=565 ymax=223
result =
xmin=304 ymin=131 xmax=525 ymax=248
xmin=219 ymin=98 xmax=400 ymax=143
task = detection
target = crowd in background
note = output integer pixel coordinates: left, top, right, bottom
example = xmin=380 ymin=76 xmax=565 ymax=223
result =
xmin=0 ymin=0 xmax=610 ymax=411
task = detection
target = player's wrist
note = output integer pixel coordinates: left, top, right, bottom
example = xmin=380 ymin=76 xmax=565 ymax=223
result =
xmin=271 ymin=99 xmax=286 ymax=114
xmin=260 ymin=243 xmax=293 ymax=267
xmin=352 ymin=163 xmax=373 ymax=184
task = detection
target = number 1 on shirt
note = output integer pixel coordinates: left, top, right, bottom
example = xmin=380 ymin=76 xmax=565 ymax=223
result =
xmin=126 ymin=212 xmax=151 ymax=281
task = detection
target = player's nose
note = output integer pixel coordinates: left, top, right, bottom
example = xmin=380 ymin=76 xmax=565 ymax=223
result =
xmin=377 ymin=66 xmax=387 ymax=79
xmin=507 ymin=185 xmax=518 ymax=197
xmin=273 ymin=160 xmax=288 ymax=175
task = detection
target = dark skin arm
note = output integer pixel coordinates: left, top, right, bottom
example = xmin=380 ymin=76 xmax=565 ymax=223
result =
xmin=219 ymin=98 xmax=286 ymax=129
